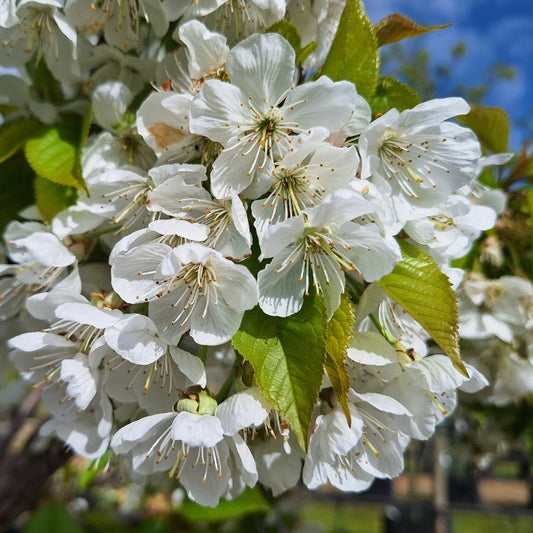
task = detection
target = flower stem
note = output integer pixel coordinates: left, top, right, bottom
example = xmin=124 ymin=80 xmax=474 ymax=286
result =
xmin=199 ymin=345 xmax=208 ymax=365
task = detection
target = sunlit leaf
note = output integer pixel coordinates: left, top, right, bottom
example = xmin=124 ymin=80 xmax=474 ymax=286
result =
xmin=232 ymin=298 xmax=326 ymax=450
xmin=25 ymin=117 xmax=88 ymax=194
xmin=265 ymin=19 xmax=300 ymax=51
xmin=371 ymin=76 xmax=420 ymax=115
xmin=375 ymin=13 xmax=451 ymax=47
xmin=324 ymin=294 xmax=355 ymax=423
xmin=321 ymin=0 xmax=379 ymax=100
xmin=458 ymin=105 xmax=510 ymax=154
xmin=0 ymin=118 xmax=43 ymax=164
xmin=377 ymin=241 xmax=467 ymax=376
xmin=265 ymin=19 xmax=317 ymax=65
xmin=297 ymin=40 xmax=318 ymax=65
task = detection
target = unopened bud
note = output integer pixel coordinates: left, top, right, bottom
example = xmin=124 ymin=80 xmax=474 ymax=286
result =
xmin=197 ymin=391 xmax=218 ymax=415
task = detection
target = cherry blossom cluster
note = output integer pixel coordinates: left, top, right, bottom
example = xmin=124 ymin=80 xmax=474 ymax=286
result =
xmin=459 ymin=273 xmax=533 ymax=405
xmin=0 ymin=0 xmax=507 ymax=506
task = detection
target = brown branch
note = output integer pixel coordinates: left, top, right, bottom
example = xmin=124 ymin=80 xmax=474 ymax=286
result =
xmin=0 ymin=389 xmax=73 ymax=528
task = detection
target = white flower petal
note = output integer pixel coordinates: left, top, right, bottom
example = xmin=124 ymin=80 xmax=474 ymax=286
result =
xmin=227 ymin=33 xmax=295 ymax=108
xmin=215 ymin=388 xmax=269 ymax=435
xmin=111 ymin=412 xmax=175 ymax=454
xmin=148 ymin=219 xmax=209 ymax=241
xmin=169 ymin=346 xmax=206 ymax=387
xmin=111 ymin=242 xmax=172 ymax=302
xmin=284 ymin=77 xmax=357 ymax=132
xmin=60 ymin=357 xmax=97 ymax=410
xmin=55 ymin=302 xmax=122 ymax=328
xmin=105 ymin=314 xmax=167 ymax=365
xmin=190 ymin=79 xmax=247 ymax=144
xmin=178 ymin=20 xmax=228 ymax=79
xmin=171 ymin=411 xmax=224 ymax=448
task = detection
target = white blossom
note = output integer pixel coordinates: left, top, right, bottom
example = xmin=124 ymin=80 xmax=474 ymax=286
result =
xmin=190 ymin=32 xmax=358 ymax=199
xmin=257 ymin=189 xmax=400 ymax=317
xmin=156 ymin=20 xmax=230 ymax=95
xmin=0 ymin=0 xmax=79 ymax=80
xmin=111 ymin=242 xmax=258 ymax=344
xmin=65 ymin=0 xmax=168 ymax=51
xmin=112 ymin=391 xmax=258 ymax=506
xmin=0 ymin=221 xmax=81 ymax=319
xmin=359 ymin=98 xmax=481 ymax=216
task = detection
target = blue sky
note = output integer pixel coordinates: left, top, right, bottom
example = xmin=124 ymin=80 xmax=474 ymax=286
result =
xmin=364 ymin=0 xmax=533 ymax=149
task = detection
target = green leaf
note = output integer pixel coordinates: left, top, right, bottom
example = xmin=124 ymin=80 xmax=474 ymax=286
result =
xmin=528 ymin=190 xmax=533 ymax=278
xmin=136 ymin=519 xmax=169 ymax=533
xmin=0 ymin=153 xmax=35 ymax=232
xmin=265 ymin=19 xmax=301 ymax=51
xmin=374 ymin=13 xmax=452 ymax=47
xmin=180 ymin=488 xmax=270 ymax=523
xmin=0 ymin=104 xmax=18 ymax=116
xmin=25 ymin=117 xmax=88 ymax=194
xmin=76 ymin=451 xmax=111 ymax=492
xmin=371 ymin=76 xmax=420 ymax=115
xmin=265 ymin=19 xmax=317 ymax=66
xmin=321 ymin=0 xmax=379 ymax=100
xmin=77 ymin=105 xmax=93 ymax=179
xmin=24 ymin=504 xmax=83 ymax=533
xmin=113 ymin=84 xmax=152 ymax=131
xmin=232 ymin=298 xmax=327 ymax=450
xmin=27 ymin=58 xmax=64 ymax=105
xmin=0 ymin=118 xmax=44 ymax=164
xmin=297 ymin=41 xmax=318 ymax=66
xmin=457 ymin=105 xmax=510 ymax=154
xmin=35 ymin=176 xmax=77 ymax=223
xmin=34 ymin=177 xmax=76 ymax=223
xmin=377 ymin=240 xmax=467 ymax=377
xmin=324 ymin=294 xmax=355 ymax=424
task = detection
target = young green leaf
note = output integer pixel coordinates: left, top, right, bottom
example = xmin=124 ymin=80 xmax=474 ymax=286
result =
xmin=77 ymin=104 xmax=93 ymax=180
xmin=0 ymin=118 xmax=44 ymax=165
xmin=457 ymin=105 xmax=510 ymax=154
xmin=374 ymin=14 xmax=451 ymax=47
xmin=265 ymin=19 xmax=301 ymax=51
xmin=27 ymin=58 xmax=64 ymax=105
xmin=296 ymin=41 xmax=318 ymax=66
xmin=34 ymin=176 xmax=77 ymax=223
xmin=265 ymin=19 xmax=318 ymax=66
xmin=24 ymin=117 xmax=88 ymax=194
xmin=324 ymin=294 xmax=355 ymax=424
xmin=371 ymin=76 xmax=420 ymax=115
xmin=321 ymin=0 xmax=379 ymax=100
xmin=232 ymin=298 xmax=327 ymax=451
xmin=0 ymin=153 xmax=35 ymax=232
xmin=377 ymin=241 xmax=467 ymax=376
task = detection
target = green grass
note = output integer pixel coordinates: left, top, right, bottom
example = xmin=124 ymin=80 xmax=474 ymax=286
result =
xmin=300 ymin=502 xmax=533 ymax=533
xmin=301 ymin=502 xmax=383 ymax=533
xmin=490 ymin=460 xmax=523 ymax=479
xmin=453 ymin=510 xmax=533 ymax=533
